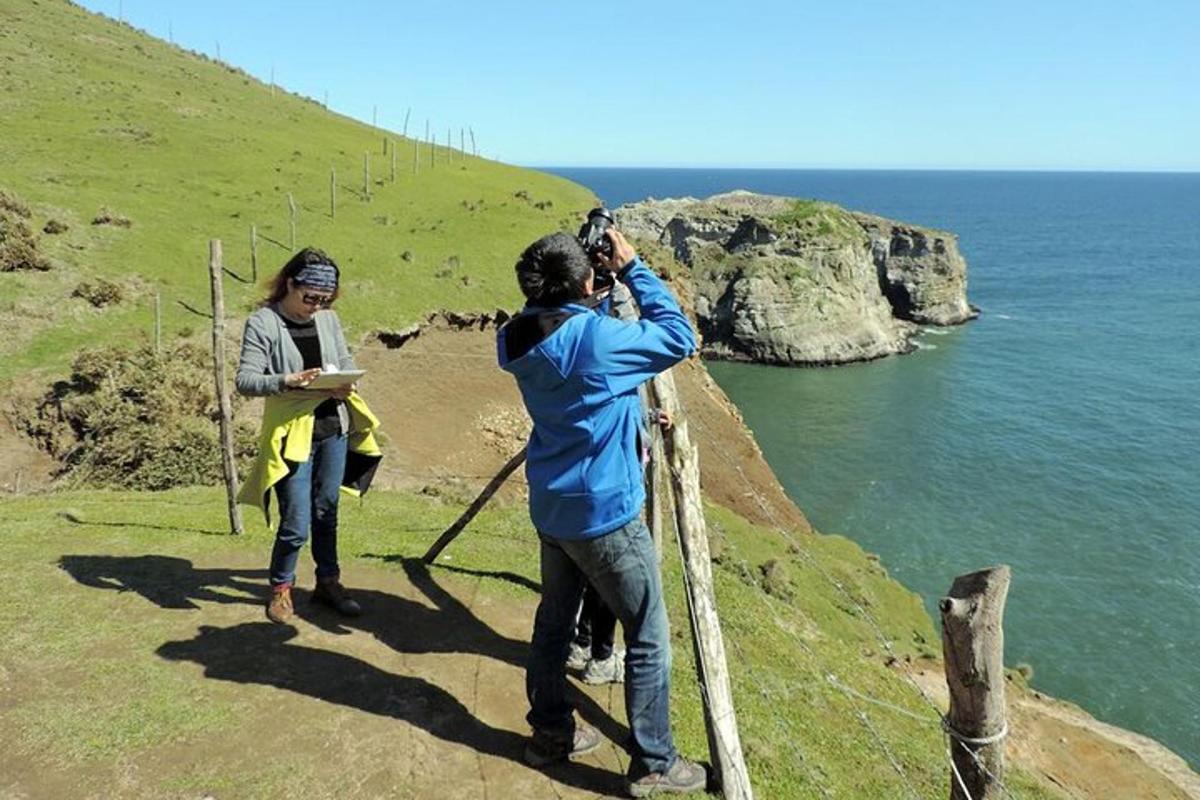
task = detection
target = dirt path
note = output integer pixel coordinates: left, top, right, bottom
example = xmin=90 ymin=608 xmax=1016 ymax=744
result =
xmin=3 ymin=545 xmax=636 ymax=800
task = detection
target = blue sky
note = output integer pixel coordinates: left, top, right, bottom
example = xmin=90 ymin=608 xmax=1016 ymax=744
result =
xmin=81 ymin=1 xmax=1199 ymax=170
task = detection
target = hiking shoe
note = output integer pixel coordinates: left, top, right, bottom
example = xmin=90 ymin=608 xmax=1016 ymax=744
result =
xmin=565 ymin=641 xmax=590 ymax=672
xmin=266 ymin=584 xmax=294 ymax=624
xmin=627 ymin=757 xmax=708 ymax=797
xmin=523 ymin=722 xmax=602 ymax=768
xmin=312 ymin=579 xmax=362 ymax=617
xmin=581 ymin=649 xmax=625 ymax=685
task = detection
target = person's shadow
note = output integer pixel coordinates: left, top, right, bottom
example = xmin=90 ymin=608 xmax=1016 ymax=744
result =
xmin=156 ymin=622 xmax=624 ymax=795
xmin=59 ymin=552 xmax=631 ymax=792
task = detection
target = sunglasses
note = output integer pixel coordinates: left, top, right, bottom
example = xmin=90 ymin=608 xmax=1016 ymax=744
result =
xmin=300 ymin=292 xmax=334 ymax=308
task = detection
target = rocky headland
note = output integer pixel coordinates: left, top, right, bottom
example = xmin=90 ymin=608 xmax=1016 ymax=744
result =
xmin=615 ymin=191 xmax=979 ymax=366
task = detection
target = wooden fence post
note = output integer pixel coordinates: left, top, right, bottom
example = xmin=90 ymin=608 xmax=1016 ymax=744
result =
xmin=469 ymin=127 xmax=477 ymax=157
xmin=460 ymin=127 xmax=465 ymax=157
xmin=208 ymin=240 xmax=244 ymax=536
xmin=390 ymin=140 xmax=397 ymax=183
xmin=250 ymin=223 xmax=258 ymax=282
xmin=941 ymin=565 xmax=1011 ymax=800
xmin=330 ymin=167 xmax=337 ymax=218
xmin=286 ymin=193 xmax=297 ymax=250
xmin=153 ymin=289 xmax=162 ymax=355
xmin=413 ymin=140 xmax=419 ymax=175
xmin=403 ymin=107 xmax=411 ymax=138
xmin=650 ymin=370 xmax=754 ymax=800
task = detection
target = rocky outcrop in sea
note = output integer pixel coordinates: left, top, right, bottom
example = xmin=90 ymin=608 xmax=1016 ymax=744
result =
xmin=615 ymin=191 xmax=978 ymax=366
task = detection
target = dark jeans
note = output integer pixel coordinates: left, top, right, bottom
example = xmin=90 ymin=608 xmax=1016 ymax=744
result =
xmin=269 ymin=434 xmax=347 ymax=586
xmin=527 ymin=518 xmax=676 ymax=777
xmin=573 ymin=583 xmax=617 ymax=661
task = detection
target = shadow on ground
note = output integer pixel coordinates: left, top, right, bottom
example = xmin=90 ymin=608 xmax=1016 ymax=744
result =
xmin=58 ymin=552 xmax=630 ymax=796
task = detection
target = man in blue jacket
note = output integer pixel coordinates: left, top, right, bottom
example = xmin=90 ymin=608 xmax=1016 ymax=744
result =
xmin=497 ymin=227 xmax=706 ymax=796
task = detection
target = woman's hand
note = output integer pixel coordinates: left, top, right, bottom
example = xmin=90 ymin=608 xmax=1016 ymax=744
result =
xmin=285 ymin=367 xmax=322 ymax=388
xmin=327 ymin=384 xmax=354 ymax=400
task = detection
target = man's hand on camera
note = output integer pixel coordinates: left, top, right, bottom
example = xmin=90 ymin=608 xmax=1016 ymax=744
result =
xmin=596 ymin=228 xmax=637 ymax=275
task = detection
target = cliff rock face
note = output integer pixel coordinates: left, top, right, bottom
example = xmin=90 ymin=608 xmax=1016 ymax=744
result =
xmin=616 ymin=191 xmax=977 ymax=366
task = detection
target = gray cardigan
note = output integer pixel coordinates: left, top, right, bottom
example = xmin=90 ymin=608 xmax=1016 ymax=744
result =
xmin=235 ymin=305 xmax=357 ymax=397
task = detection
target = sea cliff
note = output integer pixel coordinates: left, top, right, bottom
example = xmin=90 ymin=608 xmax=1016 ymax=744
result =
xmin=616 ymin=191 xmax=979 ymax=366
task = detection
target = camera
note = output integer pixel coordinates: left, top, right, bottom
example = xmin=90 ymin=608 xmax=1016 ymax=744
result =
xmin=578 ymin=207 xmax=616 ymax=290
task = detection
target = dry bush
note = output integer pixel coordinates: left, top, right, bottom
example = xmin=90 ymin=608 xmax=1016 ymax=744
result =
xmin=0 ymin=207 xmax=51 ymax=272
xmin=16 ymin=342 xmax=257 ymax=490
xmin=91 ymin=207 xmax=133 ymax=227
xmin=43 ymin=218 xmax=69 ymax=234
xmin=72 ymin=278 xmax=124 ymax=307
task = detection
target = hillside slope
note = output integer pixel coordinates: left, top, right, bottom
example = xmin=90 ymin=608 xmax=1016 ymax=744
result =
xmin=0 ymin=0 xmax=594 ymax=383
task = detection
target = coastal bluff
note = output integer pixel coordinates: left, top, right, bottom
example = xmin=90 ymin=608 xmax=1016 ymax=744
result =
xmin=616 ymin=191 xmax=979 ymax=366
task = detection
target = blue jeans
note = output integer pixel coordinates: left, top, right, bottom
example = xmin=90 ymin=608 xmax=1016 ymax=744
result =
xmin=527 ymin=518 xmax=676 ymax=777
xmin=269 ymin=434 xmax=348 ymax=586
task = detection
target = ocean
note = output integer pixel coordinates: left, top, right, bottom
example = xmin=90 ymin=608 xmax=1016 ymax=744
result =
xmin=544 ymin=168 xmax=1200 ymax=768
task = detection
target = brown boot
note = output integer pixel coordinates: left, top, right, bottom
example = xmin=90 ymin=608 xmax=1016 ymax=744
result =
xmin=266 ymin=583 xmax=294 ymax=624
xmin=312 ymin=578 xmax=362 ymax=617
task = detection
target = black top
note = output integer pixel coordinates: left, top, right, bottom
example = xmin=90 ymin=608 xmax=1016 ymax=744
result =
xmin=280 ymin=313 xmax=343 ymax=441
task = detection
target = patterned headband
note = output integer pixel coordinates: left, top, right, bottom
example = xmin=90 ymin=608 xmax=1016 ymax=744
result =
xmin=294 ymin=262 xmax=338 ymax=291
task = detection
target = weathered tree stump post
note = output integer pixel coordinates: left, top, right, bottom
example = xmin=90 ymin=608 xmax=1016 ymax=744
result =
xmin=208 ymin=240 xmax=244 ymax=536
xmin=650 ymin=369 xmax=754 ymax=800
xmin=941 ymin=565 xmax=1011 ymax=800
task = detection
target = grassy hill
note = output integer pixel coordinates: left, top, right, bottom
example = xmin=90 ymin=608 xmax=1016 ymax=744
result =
xmin=0 ymin=0 xmax=594 ymax=384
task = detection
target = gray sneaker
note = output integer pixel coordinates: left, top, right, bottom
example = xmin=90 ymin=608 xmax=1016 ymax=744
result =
xmin=627 ymin=757 xmax=708 ymax=797
xmin=523 ymin=722 xmax=602 ymax=768
xmin=581 ymin=649 xmax=625 ymax=685
xmin=565 ymin=641 xmax=590 ymax=672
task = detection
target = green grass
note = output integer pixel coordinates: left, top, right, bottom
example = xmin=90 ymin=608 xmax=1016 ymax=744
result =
xmin=0 ymin=486 xmax=1064 ymax=798
xmin=0 ymin=0 xmax=596 ymax=385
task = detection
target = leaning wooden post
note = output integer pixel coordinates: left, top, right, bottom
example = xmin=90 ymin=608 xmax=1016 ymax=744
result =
xmin=402 ymin=107 xmax=411 ymax=138
xmin=469 ymin=126 xmax=477 ymax=157
xmin=208 ymin=240 xmax=244 ymax=536
xmin=941 ymin=565 xmax=1011 ymax=800
xmin=249 ymin=223 xmax=258 ymax=282
xmin=422 ymin=447 xmax=527 ymax=564
xmin=650 ymin=370 xmax=754 ymax=800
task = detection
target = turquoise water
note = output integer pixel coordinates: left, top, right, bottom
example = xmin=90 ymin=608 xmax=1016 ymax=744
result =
xmin=548 ymin=168 xmax=1199 ymax=767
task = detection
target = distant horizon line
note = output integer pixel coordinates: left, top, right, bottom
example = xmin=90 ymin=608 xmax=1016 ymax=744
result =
xmin=530 ymin=165 xmax=1200 ymax=174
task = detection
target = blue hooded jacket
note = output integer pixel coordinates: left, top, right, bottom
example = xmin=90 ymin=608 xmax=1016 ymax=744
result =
xmin=497 ymin=259 xmax=696 ymax=540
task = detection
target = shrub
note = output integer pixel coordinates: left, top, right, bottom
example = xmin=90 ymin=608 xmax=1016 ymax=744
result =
xmin=0 ymin=207 xmax=51 ymax=272
xmin=92 ymin=207 xmax=133 ymax=227
xmin=16 ymin=342 xmax=257 ymax=491
xmin=72 ymin=278 xmax=124 ymax=307
xmin=43 ymin=218 xmax=69 ymax=234
xmin=0 ymin=187 xmax=31 ymax=218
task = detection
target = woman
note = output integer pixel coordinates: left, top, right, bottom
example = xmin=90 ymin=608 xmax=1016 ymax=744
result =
xmin=235 ymin=247 xmax=382 ymax=624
